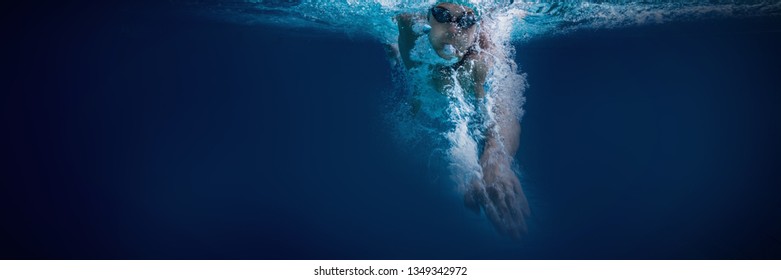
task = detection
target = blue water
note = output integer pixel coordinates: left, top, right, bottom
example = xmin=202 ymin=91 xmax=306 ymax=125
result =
xmin=1 ymin=1 xmax=781 ymax=259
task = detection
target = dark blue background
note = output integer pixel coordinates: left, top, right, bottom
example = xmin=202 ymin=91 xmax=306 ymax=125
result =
xmin=2 ymin=2 xmax=780 ymax=259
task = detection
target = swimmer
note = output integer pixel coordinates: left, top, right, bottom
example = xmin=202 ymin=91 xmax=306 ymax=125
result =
xmin=395 ymin=2 xmax=491 ymax=97
xmin=393 ymin=2 xmax=530 ymax=239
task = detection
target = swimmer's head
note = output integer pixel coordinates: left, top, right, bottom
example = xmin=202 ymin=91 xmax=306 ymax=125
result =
xmin=427 ymin=2 xmax=479 ymax=60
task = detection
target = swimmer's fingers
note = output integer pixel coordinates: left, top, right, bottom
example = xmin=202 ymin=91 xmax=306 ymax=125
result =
xmin=463 ymin=169 xmax=529 ymax=239
xmin=485 ymin=173 xmax=530 ymax=238
xmin=501 ymin=173 xmax=531 ymax=221
xmin=464 ymin=177 xmax=486 ymax=214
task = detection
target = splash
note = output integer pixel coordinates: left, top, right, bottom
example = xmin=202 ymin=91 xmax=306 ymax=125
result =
xmin=197 ymin=1 xmax=781 ymax=42
xmin=193 ymin=0 xmax=781 ymax=238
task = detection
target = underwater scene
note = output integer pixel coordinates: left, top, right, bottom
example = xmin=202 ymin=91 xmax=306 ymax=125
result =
xmin=2 ymin=0 xmax=781 ymax=259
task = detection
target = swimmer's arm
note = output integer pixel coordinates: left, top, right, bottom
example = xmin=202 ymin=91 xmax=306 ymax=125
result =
xmin=395 ymin=14 xmax=422 ymax=69
xmin=472 ymin=32 xmax=495 ymax=98
xmin=473 ymin=59 xmax=489 ymax=98
xmin=395 ymin=13 xmax=426 ymax=114
xmin=480 ymin=88 xmax=521 ymax=163
xmin=482 ymin=103 xmax=521 ymax=163
xmin=473 ymin=53 xmax=519 ymax=161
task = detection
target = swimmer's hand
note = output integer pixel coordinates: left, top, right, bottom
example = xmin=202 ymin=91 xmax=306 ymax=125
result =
xmin=465 ymin=155 xmax=530 ymax=239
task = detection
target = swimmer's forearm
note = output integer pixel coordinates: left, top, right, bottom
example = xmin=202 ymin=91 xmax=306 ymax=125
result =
xmin=472 ymin=57 xmax=490 ymax=98
xmin=480 ymin=131 xmax=519 ymax=173
xmin=396 ymin=14 xmax=421 ymax=69
xmin=498 ymin=117 xmax=521 ymax=157
xmin=474 ymin=85 xmax=486 ymax=99
xmin=481 ymin=102 xmax=521 ymax=165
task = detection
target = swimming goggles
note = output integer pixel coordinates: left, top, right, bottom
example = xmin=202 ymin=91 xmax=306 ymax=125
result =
xmin=430 ymin=6 xmax=478 ymax=29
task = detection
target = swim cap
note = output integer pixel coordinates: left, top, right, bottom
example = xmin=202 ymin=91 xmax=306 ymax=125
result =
xmin=440 ymin=0 xmax=480 ymax=18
